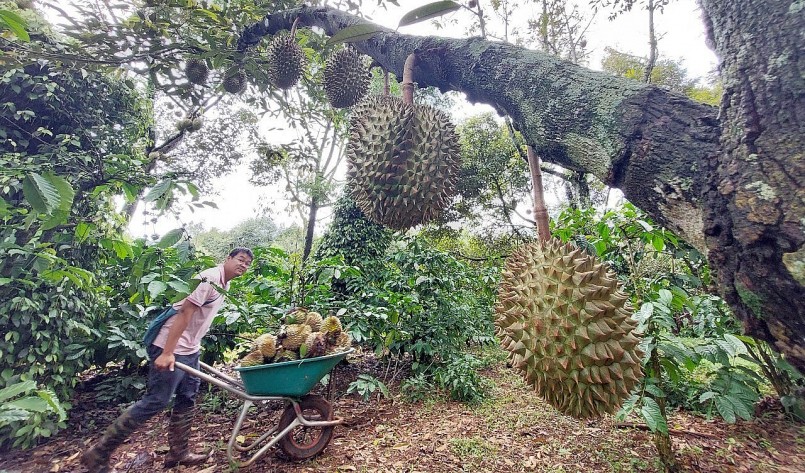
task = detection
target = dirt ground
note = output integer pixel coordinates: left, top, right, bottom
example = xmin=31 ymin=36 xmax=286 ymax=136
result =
xmin=1 ymin=349 xmax=803 ymax=473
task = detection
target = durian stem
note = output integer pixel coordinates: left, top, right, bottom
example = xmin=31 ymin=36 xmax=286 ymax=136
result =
xmin=527 ymin=145 xmax=550 ymax=242
xmin=290 ymin=16 xmax=300 ymax=36
xmin=384 ymin=69 xmax=390 ymax=96
xmin=402 ymin=52 xmax=418 ymax=104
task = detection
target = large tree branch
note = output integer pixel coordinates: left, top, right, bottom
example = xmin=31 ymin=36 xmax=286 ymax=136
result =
xmin=239 ymin=6 xmax=720 ymax=253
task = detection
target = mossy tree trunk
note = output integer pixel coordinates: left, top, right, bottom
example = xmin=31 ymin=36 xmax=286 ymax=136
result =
xmin=238 ymin=1 xmax=804 ymax=373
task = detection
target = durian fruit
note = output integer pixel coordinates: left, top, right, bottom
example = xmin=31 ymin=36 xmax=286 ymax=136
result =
xmin=185 ymin=58 xmax=209 ymax=85
xmin=346 ymin=95 xmax=461 ymax=230
xmin=176 ymin=118 xmax=193 ymax=131
xmin=495 ymin=239 xmax=643 ymax=420
xmin=266 ymin=32 xmax=305 ymax=89
xmin=188 ymin=117 xmax=203 ymax=132
xmin=321 ymin=315 xmax=342 ymax=336
xmin=323 ymin=47 xmax=370 ymax=108
xmin=223 ymin=69 xmax=247 ymax=94
xmin=304 ymin=311 xmax=323 ymax=332
xmin=273 ymin=348 xmax=299 ymax=362
xmin=281 ymin=323 xmax=312 ymax=351
xmin=303 ymin=332 xmax=328 ymax=358
xmin=240 ymin=350 xmax=265 ymax=367
xmin=254 ymin=333 xmax=277 ymax=359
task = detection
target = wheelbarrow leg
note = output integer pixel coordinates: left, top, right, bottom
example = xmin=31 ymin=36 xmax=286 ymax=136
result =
xmin=226 ymin=400 xmax=303 ymax=469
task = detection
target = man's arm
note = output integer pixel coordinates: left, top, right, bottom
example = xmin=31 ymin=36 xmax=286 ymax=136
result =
xmin=154 ymin=299 xmax=200 ymax=371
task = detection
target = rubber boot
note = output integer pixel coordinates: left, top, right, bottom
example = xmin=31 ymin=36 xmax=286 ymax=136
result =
xmin=81 ymin=407 xmax=142 ymax=473
xmin=163 ymin=404 xmax=210 ymax=468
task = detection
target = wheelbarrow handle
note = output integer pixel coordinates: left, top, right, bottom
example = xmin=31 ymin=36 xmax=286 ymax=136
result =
xmin=174 ymin=361 xmax=286 ymax=402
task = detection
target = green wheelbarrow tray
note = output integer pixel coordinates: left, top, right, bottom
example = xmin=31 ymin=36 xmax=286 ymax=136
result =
xmin=235 ymin=348 xmax=352 ymax=397
xmin=174 ymin=348 xmax=353 ymax=468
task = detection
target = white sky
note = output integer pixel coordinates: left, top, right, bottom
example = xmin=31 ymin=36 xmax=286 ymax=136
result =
xmin=128 ymin=0 xmax=718 ymax=239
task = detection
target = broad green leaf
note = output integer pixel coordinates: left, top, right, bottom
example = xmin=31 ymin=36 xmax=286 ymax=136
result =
xmin=45 ymin=172 xmax=75 ymax=212
xmin=714 ymin=395 xmax=736 ymax=423
xmin=0 ymin=380 xmax=36 ymax=402
xmin=7 ymin=397 xmax=49 ymax=413
xmin=326 ymin=24 xmax=383 ymax=46
xmin=398 ymin=1 xmax=461 ymax=27
xmin=75 ymin=222 xmax=94 ymax=243
xmin=22 ymin=173 xmax=60 ymax=214
xmin=727 ymin=395 xmax=753 ymax=421
xmin=644 ymin=384 xmax=665 ymax=398
xmin=723 ymin=334 xmax=748 ymax=356
xmin=698 ymin=391 xmax=716 ymax=403
xmin=651 ymin=234 xmax=665 ymax=252
xmin=0 ymin=10 xmax=30 ymax=42
xmin=143 ymin=179 xmax=172 ymax=203
xmin=167 ymin=280 xmax=190 ymax=294
xmin=0 ymin=409 xmax=31 ymax=425
xmin=640 ymin=397 xmax=668 ymax=433
xmin=157 ymin=228 xmax=184 ymax=248
xmin=148 ymin=280 xmax=168 ymax=299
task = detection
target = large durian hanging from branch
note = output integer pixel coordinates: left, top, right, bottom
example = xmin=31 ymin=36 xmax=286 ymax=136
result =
xmin=345 ymin=54 xmax=461 ymax=230
xmin=266 ymin=18 xmax=306 ymax=90
xmin=495 ymin=239 xmax=643 ymax=419
xmin=323 ymin=47 xmax=370 ymax=108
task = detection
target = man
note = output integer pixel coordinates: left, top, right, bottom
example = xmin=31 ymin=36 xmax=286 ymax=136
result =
xmin=81 ymin=248 xmax=253 ymax=472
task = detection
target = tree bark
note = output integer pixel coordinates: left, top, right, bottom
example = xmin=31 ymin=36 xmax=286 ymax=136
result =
xmin=238 ymin=2 xmax=804 ymax=372
xmin=698 ymin=0 xmax=805 ymax=372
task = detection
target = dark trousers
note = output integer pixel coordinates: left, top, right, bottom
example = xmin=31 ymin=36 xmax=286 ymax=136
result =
xmin=129 ymin=344 xmax=201 ymax=422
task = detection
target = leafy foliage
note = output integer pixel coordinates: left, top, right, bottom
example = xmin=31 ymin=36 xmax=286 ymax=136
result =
xmin=0 ymin=380 xmax=66 ymax=449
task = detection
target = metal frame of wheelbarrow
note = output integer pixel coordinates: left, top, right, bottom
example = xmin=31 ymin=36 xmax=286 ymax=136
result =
xmin=175 ymin=358 xmax=345 ymax=468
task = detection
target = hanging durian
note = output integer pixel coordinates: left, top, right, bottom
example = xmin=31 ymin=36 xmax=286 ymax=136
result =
xmin=185 ymin=58 xmax=209 ymax=85
xmin=266 ymin=23 xmax=305 ymax=90
xmin=223 ymin=69 xmax=247 ymax=94
xmin=346 ymin=95 xmax=461 ymax=230
xmin=495 ymin=239 xmax=643 ymax=420
xmin=323 ymin=47 xmax=370 ymax=108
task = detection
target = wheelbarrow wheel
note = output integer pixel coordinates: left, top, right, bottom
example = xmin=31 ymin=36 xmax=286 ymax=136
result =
xmin=277 ymin=394 xmax=335 ymax=460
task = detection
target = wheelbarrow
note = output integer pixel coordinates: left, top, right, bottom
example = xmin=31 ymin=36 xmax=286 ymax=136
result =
xmin=175 ymin=348 xmax=353 ymax=468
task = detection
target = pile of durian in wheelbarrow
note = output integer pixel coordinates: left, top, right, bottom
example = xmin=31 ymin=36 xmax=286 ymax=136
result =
xmin=239 ymin=308 xmax=352 ymax=367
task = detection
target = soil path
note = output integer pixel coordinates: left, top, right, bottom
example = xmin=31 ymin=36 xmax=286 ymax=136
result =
xmin=1 ymin=351 xmax=803 ymax=472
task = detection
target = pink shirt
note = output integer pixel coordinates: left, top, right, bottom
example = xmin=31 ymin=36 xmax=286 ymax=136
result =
xmin=153 ymin=264 xmax=229 ymax=355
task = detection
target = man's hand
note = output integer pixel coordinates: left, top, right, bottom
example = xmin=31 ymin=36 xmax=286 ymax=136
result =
xmin=155 ymin=352 xmax=175 ymax=371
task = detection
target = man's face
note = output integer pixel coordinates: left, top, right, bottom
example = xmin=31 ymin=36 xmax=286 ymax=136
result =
xmin=225 ymin=252 xmax=252 ymax=278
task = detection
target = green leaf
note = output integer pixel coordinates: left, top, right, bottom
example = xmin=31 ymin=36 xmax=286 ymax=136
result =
xmin=644 ymin=384 xmax=665 ymax=398
xmin=727 ymin=395 xmax=753 ymax=421
xmin=75 ymin=222 xmax=94 ymax=243
xmin=651 ymin=234 xmax=665 ymax=252
xmin=723 ymin=334 xmax=747 ymax=356
xmin=148 ymin=280 xmax=167 ymax=299
xmin=0 ymin=380 xmax=36 ymax=402
xmin=326 ymin=24 xmax=383 ymax=46
xmin=0 ymin=409 xmax=31 ymax=425
xmin=698 ymin=391 xmax=716 ymax=403
xmin=640 ymin=397 xmax=668 ymax=433
xmin=398 ymin=1 xmax=461 ymax=27
xmin=22 ymin=173 xmax=60 ymax=214
xmin=7 ymin=397 xmax=49 ymax=413
xmin=143 ymin=179 xmax=172 ymax=203
xmin=0 ymin=10 xmax=30 ymax=42
xmin=157 ymin=228 xmax=184 ymax=249
xmin=45 ymin=172 xmax=75 ymax=212
xmin=167 ymin=280 xmax=190 ymax=294
xmin=714 ymin=395 xmax=736 ymax=423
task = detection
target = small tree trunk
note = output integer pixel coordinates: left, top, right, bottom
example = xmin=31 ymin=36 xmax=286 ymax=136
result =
xmin=527 ymin=146 xmax=550 ymax=241
xmin=302 ymin=197 xmax=318 ymax=262
xmin=650 ymin=349 xmax=677 ymax=472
